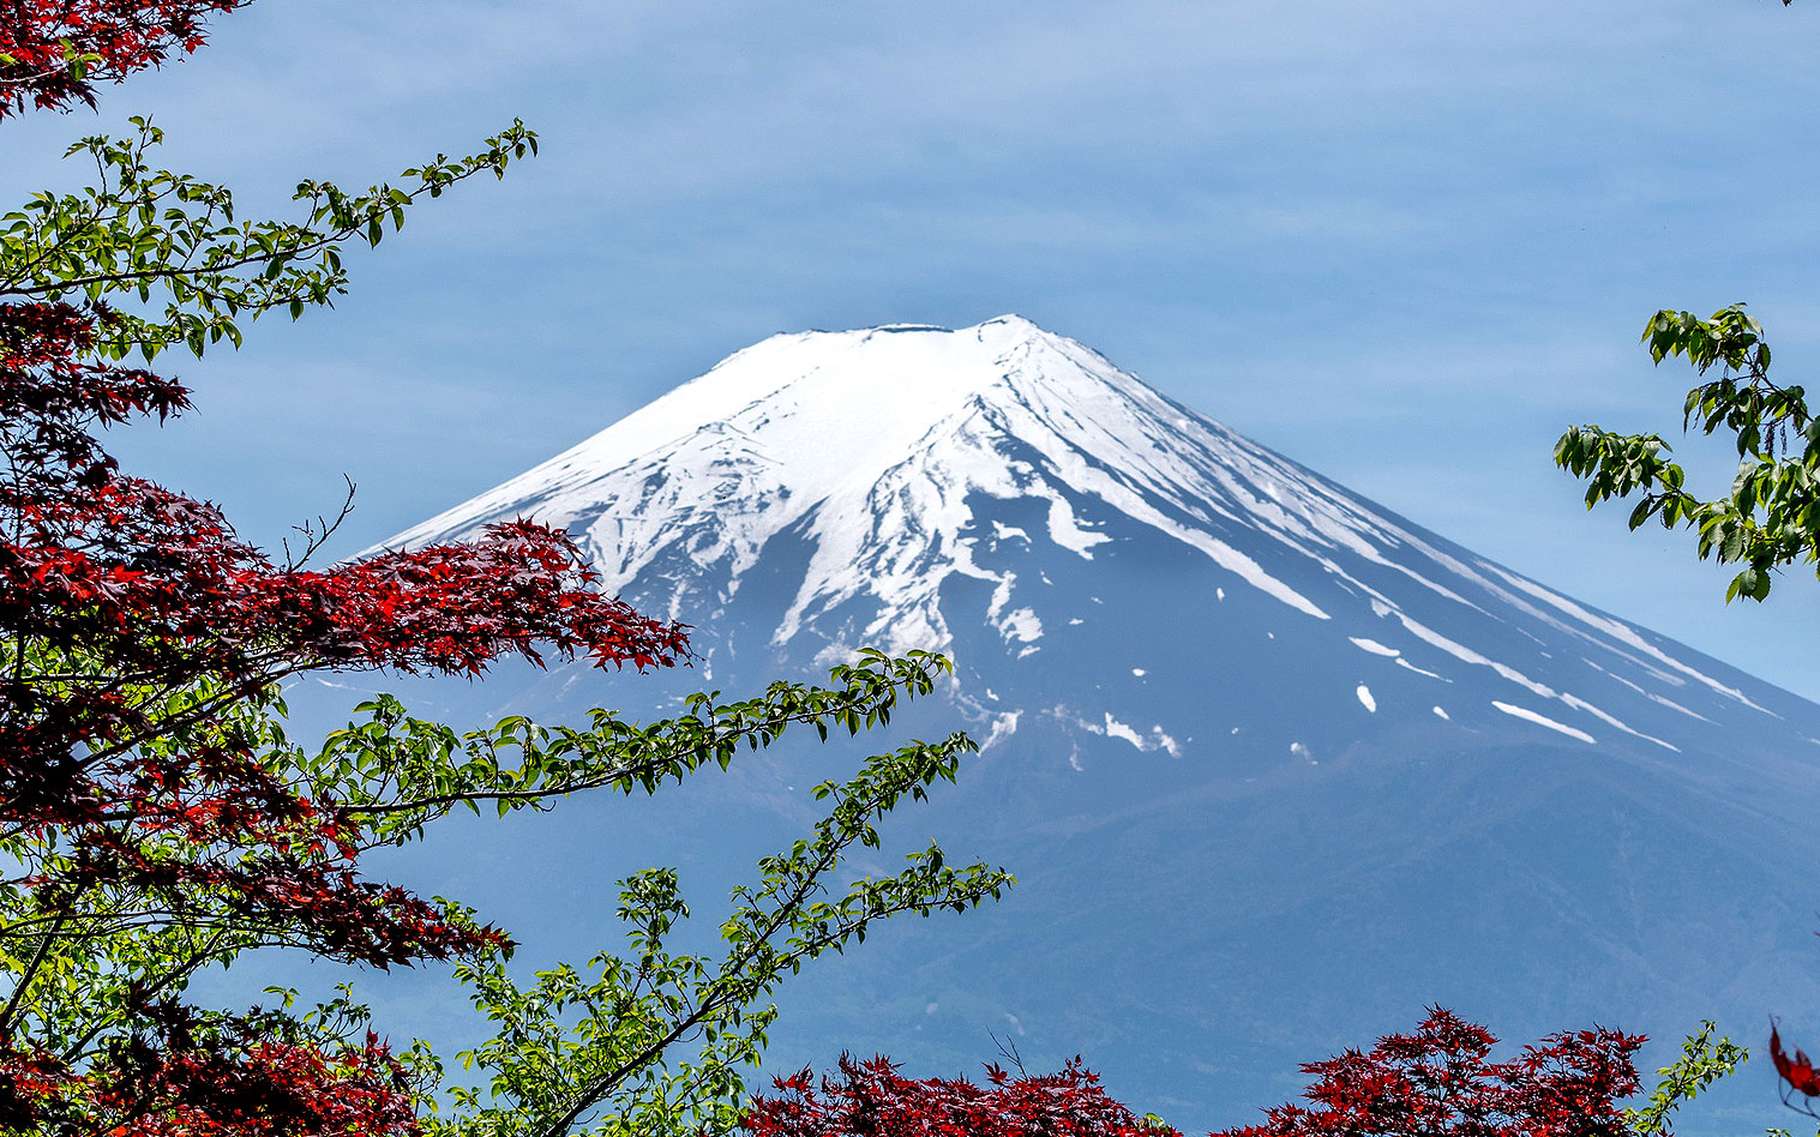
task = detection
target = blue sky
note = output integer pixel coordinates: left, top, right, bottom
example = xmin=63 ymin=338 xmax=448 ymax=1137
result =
xmin=10 ymin=0 xmax=1820 ymax=695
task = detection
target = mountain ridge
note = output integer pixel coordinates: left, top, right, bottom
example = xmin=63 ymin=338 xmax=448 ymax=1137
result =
xmin=383 ymin=315 xmax=1795 ymax=757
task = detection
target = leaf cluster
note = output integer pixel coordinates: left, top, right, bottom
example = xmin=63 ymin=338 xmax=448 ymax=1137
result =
xmin=430 ymin=712 xmax=1010 ymax=1137
xmin=1556 ymin=304 xmax=1820 ymax=602
xmin=0 ymin=648 xmax=1009 ymax=1137
xmin=1 ymin=115 xmax=537 ymax=361
xmin=1623 ymin=1021 xmax=1748 ymax=1137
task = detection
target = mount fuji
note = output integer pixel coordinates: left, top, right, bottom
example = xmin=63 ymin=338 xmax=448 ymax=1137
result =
xmin=370 ymin=315 xmax=1820 ymax=1130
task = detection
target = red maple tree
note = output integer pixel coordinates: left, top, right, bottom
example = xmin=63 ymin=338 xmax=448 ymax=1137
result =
xmin=0 ymin=298 xmax=686 ymax=1131
xmin=743 ymin=1053 xmax=1180 ymax=1137
xmin=0 ymin=0 xmax=250 ymax=117
xmin=0 ymin=291 xmax=687 ymax=956
xmin=10 ymin=999 xmax=424 ymax=1137
xmin=749 ymin=1011 xmax=1646 ymax=1137
xmin=0 ymin=5 xmax=686 ymax=1130
xmin=1214 ymin=1008 xmax=1644 ymax=1137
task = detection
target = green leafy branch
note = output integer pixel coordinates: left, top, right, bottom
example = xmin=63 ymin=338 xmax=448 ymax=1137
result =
xmin=428 ymin=725 xmax=1012 ymax=1137
xmin=1624 ymin=1021 xmax=1748 ymax=1137
xmin=304 ymin=649 xmax=956 ymax=846
xmin=1556 ymin=304 xmax=1820 ymax=602
xmin=0 ymin=114 xmax=538 ymax=361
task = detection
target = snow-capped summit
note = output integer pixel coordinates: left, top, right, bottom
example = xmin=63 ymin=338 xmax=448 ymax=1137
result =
xmin=381 ymin=317 xmax=1820 ymax=1132
xmin=387 ymin=316 xmax=1771 ymax=756
xmin=390 ymin=315 xmax=1116 ymax=641
xmin=391 ymin=315 xmax=1184 ymax=643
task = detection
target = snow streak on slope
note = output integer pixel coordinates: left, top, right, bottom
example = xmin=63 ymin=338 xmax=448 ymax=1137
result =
xmin=384 ymin=315 xmax=1768 ymax=741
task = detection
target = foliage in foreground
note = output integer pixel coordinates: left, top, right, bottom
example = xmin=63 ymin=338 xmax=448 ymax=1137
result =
xmin=1 ymin=4 xmax=1010 ymax=1134
xmin=744 ymin=1053 xmax=1177 ymax=1137
xmin=1625 ymin=1021 xmax=1748 ymax=1137
xmin=417 ymin=655 xmax=1012 ymax=1137
xmin=0 ymin=0 xmax=248 ymax=118
xmin=750 ymin=1009 xmax=1654 ymax=1137
xmin=1556 ymin=304 xmax=1820 ymax=605
xmin=1214 ymin=1008 xmax=1643 ymax=1137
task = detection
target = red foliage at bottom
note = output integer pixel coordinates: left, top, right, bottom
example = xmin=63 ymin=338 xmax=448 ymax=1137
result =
xmin=743 ymin=1053 xmax=1177 ymax=1137
xmin=1215 ymin=1007 xmax=1642 ymax=1137
xmin=745 ymin=1009 xmax=1645 ymax=1137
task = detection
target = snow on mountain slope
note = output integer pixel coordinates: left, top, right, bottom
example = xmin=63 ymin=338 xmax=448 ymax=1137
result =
xmin=384 ymin=314 xmax=1774 ymax=757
